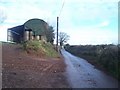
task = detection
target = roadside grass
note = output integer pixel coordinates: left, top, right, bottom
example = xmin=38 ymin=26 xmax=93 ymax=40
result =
xmin=41 ymin=42 xmax=59 ymax=58
xmin=22 ymin=40 xmax=59 ymax=58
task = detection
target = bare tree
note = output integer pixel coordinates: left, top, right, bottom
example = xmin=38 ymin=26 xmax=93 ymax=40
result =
xmin=59 ymin=32 xmax=70 ymax=46
xmin=0 ymin=8 xmax=6 ymax=24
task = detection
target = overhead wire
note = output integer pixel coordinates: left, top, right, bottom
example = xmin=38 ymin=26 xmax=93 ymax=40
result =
xmin=58 ymin=0 xmax=65 ymax=17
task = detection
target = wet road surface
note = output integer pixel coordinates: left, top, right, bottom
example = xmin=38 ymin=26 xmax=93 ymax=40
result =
xmin=61 ymin=49 xmax=118 ymax=88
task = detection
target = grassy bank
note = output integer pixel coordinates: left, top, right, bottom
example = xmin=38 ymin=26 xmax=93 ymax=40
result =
xmin=65 ymin=44 xmax=120 ymax=80
xmin=22 ymin=40 xmax=59 ymax=58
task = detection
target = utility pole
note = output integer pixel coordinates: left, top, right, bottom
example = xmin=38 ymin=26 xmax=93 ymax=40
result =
xmin=56 ymin=17 xmax=59 ymax=51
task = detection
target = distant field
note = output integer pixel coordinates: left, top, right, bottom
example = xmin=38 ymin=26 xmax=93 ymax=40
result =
xmin=65 ymin=44 xmax=120 ymax=80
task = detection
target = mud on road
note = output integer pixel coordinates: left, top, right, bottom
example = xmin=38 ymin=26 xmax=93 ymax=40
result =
xmin=2 ymin=43 xmax=70 ymax=88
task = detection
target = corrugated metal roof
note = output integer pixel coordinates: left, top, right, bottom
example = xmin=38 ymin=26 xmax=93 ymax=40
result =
xmin=24 ymin=18 xmax=48 ymax=36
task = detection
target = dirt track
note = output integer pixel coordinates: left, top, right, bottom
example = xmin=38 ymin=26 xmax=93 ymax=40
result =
xmin=2 ymin=43 xmax=70 ymax=88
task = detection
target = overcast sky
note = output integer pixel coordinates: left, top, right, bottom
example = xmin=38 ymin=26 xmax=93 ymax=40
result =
xmin=0 ymin=0 xmax=119 ymax=45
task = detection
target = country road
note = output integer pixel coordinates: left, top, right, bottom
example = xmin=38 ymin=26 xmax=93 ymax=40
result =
xmin=61 ymin=49 xmax=118 ymax=88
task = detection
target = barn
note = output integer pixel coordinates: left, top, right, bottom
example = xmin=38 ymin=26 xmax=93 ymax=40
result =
xmin=7 ymin=18 xmax=48 ymax=43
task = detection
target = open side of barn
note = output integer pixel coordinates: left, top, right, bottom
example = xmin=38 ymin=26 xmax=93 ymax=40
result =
xmin=7 ymin=18 xmax=48 ymax=43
